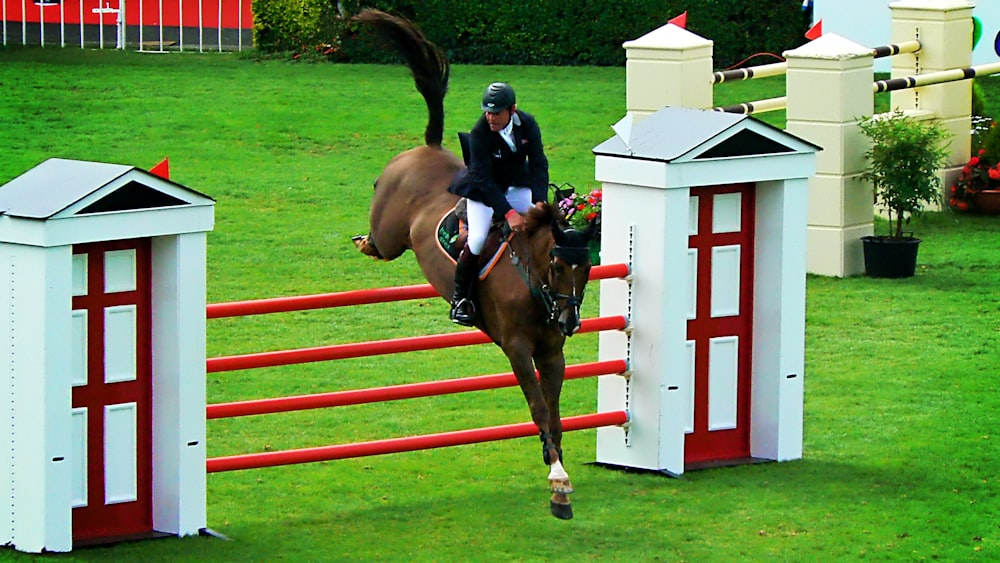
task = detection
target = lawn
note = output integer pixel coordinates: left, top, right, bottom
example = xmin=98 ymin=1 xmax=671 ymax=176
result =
xmin=0 ymin=47 xmax=998 ymax=562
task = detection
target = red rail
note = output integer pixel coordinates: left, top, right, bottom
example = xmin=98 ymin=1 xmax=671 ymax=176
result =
xmin=207 ymin=359 xmax=628 ymax=419
xmin=206 ymin=262 xmax=630 ymax=319
xmin=207 ymin=315 xmax=628 ymax=373
xmin=206 ymin=410 xmax=629 ymax=472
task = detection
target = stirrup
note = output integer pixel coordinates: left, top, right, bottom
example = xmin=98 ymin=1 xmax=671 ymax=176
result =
xmin=450 ymin=298 xmax=475 ymax=326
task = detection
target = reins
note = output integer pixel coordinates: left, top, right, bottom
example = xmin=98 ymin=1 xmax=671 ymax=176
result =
xmin=507 ymin=228 xmax=559 ymax=323
xmin=507 ymin=226 xmax=588 ymax=325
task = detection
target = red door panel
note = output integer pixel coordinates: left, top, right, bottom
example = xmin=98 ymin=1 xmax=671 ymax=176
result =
xmin=71 ymin=238 xmax=153 ymax=542
xmin=685 ymin=184 xmax=755 ymax=465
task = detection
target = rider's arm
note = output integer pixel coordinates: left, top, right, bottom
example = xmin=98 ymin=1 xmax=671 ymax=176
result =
xmin=521 ymin=112 xmax=550 ymax=204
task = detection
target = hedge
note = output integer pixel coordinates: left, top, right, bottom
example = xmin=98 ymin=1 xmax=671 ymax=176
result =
xmin=252 ymin=0 xmax=813 ymax=68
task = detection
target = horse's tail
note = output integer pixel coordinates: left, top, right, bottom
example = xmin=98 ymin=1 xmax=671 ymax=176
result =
xmin=354 ymin=9 xmax=449 ymax=147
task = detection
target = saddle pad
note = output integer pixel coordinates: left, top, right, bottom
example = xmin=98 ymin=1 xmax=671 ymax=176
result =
xmin=435 ymin=206 xmax=510 ymax=281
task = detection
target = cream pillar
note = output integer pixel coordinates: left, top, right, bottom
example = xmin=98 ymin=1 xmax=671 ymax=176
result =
xmin=623 ymin=23 xmax=713 ymax=120
xmin=890 ymin=0 xmax=975 ymax=186
xmin=785 ymin=34 xmax=875 ymax=278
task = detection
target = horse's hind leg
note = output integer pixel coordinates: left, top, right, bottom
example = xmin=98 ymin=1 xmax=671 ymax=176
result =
xmin=535 ymin=348 xmax=573 ymax=520
xmin=352 ymin=234 xmax=385 ymax=259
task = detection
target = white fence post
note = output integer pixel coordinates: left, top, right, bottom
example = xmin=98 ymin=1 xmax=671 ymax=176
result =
xmin=785 ymin=34 xmax=875 ymax=277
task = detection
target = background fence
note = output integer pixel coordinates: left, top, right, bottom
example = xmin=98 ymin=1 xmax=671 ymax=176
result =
xmin=2 ymin=0 xmax=252 ymax=50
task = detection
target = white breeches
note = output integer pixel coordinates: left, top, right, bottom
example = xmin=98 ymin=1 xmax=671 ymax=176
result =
xmin=465 ymin=186 xmax=532 ymax=255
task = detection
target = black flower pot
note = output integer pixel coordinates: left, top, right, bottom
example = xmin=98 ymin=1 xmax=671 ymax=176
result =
xmin=861 ymin=236 xmax=921 ymax=278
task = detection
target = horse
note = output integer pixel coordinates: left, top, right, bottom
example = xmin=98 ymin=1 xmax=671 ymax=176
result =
xmin=351 ymin=9 xmax=597 ymax=519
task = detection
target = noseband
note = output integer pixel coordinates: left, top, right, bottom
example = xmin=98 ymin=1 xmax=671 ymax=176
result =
xmin=545 ymin=244 xmax=590 ymax=320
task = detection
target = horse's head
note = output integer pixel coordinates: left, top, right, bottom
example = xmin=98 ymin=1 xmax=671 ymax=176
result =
xmin=527 ymin=204 xmax=597 ymax=336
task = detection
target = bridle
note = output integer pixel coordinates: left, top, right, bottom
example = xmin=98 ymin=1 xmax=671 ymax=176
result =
xmin=509 ymin=230 xmax=591 ymax=326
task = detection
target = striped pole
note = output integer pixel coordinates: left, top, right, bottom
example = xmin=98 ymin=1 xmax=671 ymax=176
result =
xmin=713 ymin=96 xmax=788 ymax=115
xmin=873 ymin=61 xmax=1000 ymax=93
xmin=712 ymin=62 xmax=787 ymax=84
xmin=207 ymin=359 xmax=629 ymax=419
xmin=206 ymin=411 xmax=630 ymax=472
xmin=871 ymin=40 xmax=921 ymax=59
xmin=711 ymin=41 xmax=921 ymax=84
xmin=714 ymin=58 xmax=1000 ymax=115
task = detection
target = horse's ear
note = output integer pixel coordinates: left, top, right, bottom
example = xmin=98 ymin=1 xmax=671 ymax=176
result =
xmin=551 ymin=220 xmax=567 ymax=245
xmin=584 ymin=215 xmax=599 ymax=241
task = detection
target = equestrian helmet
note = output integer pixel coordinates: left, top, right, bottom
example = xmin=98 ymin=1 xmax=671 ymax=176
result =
xmin=481 ymin=82 xmax=516 ymax=113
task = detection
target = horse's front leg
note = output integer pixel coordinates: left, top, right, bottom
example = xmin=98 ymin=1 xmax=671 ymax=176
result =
xmin=506 ymin=344 xmax=574 ymax=519
xmin=534 ymin=347 xmax=573 ymax=520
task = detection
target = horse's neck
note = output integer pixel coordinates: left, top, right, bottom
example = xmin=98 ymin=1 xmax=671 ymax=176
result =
xmin=526 ymin=232 xmax=554 ymax=277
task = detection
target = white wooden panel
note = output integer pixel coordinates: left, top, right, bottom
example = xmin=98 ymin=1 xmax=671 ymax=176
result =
xmin=71 ymin=408 xmax=88 ymax=508
xmin=105 ymin=403 xmax=138 ymax=505
xmin=104 ymin=249 xmax=136 ymax=293
xmin=684 ymin=340 xmax=695 ymax=434
xmin=712 ymin=192 xmax=742 ymax=234
xmin=710 ymin=245 xmax=741 ymax=318
xmin=688 ymin=195 xmax=699 ymax=235
xmin=72 ymin=253 xmax=88 ymax=296
xmin=71 ymin=310 xmax=88 ymax=387
xmin=686 ymin=249 xmax=698 ymax=320
xmin=104 ymin=305 xmax=137 ymax=383
xmin=708 ymin=336 xmax=739 ymax=431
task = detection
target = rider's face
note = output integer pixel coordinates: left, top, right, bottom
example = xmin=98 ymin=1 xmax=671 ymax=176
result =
xmin=485 ymin=107 xmax=514 ymax=132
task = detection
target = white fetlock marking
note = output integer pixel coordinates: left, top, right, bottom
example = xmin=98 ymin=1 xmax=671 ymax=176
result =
xmin=547 ymin=460 xmax=569 ymax=481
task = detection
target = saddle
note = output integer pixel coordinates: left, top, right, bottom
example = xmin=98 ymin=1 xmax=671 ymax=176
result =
xmin=435 ymin=200 xmax=512 ymax=281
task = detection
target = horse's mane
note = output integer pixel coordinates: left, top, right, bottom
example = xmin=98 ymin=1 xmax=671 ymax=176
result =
xmin=524 ymin=203 xmax=561 ymax=237
xmin=354 ymin=9 xmax=449 ymax=147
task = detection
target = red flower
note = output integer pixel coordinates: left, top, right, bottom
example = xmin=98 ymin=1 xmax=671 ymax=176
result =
xmin=970 ymin=156 xmax=981 ymax=166
xmin=556 ymin=186 xmax=602 ymax=230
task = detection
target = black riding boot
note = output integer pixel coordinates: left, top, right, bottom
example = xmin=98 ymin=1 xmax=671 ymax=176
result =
xmin=449 ymin=249 xmax=479 ymax=326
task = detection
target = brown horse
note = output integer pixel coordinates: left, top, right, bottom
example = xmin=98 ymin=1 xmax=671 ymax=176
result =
xmin=351 ymin=9 xmax=596 ymax=519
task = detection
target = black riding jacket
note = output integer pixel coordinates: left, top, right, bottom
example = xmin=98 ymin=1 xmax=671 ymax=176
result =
xmin=449 ymin=110 xmax=549 ymax=217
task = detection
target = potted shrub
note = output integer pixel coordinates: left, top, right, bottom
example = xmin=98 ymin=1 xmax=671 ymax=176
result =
xmin=858 ymin=110 xmax=950 ymax=278
xmin=949 ymin=115 xmax=1000 ymax=214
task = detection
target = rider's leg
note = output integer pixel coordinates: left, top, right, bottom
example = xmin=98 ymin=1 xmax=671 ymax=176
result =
xmin=450 ymin=200 xmax=491 ymax=326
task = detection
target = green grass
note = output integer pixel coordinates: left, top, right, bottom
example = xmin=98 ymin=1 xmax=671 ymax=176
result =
xmin=1 ymin=48 xmax=999 ymax=561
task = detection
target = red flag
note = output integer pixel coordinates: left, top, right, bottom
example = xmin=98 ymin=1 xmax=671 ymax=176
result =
xmin=150 ymin=157 xmax=170 ymax=179
xmin=805 ymin=19 xmax=822 ymax=41
xmin=668 ymin=11 xmax=687 ymax=29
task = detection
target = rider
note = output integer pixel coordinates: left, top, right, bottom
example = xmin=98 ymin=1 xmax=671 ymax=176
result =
xmin=448 ymin=82 xmax=550 ymax=326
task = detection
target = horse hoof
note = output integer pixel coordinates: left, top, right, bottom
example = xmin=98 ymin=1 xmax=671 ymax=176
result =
xmin=550 ymin=500 xmax=573 ymax=520
xmin=352 ymin=235 xmax=384 ymax=260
